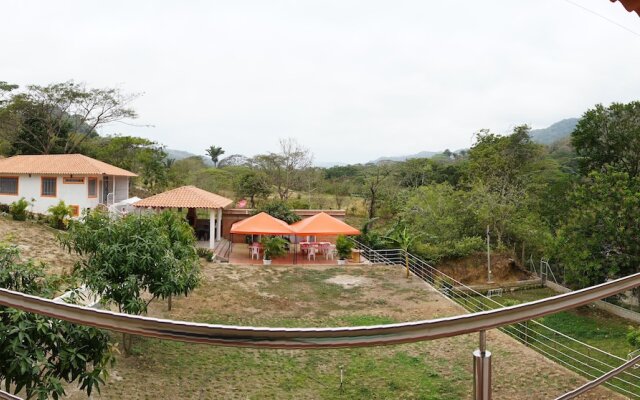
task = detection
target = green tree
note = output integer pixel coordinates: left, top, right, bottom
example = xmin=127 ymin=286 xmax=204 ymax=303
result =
xmin=361 ymin=163 xmax=392 ymax=220
xmin=572 ymin=101 xmax=640 ymax=177
xmin=326 ymin=179 xmax=350 ymax=209
xmin=556 ymin=170 xmax=640 ymax=289
xmin=205 ymin=145 xmax=225 ymax=167
xmin=0 ymin=81 xmax=138 ymax=155
xmin=252 ymin=138 xmax=313 ymax=201
xmin=255 ymin=200 xmax=301 ymax=224
xmin=236 ymin=170 xmax=271 ymax=208
xmin=0 ymin=245 xmax=114 ymax=399
xmin=401 ymin=184 xmax=484 ymax=261
xmin=90 ymin=135 xmax=168 ymax=192
xmin=167 ymin=156 xmax=208 ymax=187
xmin=464 ymin=126 xmax=545 ymax=247
xmin=384 ymin=223 xmax=421 ymax=278
xmin=60 ymin=210 xmax=200 ymax=325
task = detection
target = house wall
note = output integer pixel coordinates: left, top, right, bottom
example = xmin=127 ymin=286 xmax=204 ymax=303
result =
xmin=0 ymin=174 xmax=129 ymax=215
xmin=114 ymin=176 xmax=129 ymax=203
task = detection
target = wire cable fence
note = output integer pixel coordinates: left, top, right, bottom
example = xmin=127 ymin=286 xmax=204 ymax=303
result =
xmin=350 ymin=239 xmax=640 ymax=398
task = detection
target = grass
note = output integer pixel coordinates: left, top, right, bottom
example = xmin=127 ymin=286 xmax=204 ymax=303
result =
xmin=459 ymin=287 xmax=640 ymax=397
xmin=2 ymin=213 xmax=629 ymax=398
xmin=86 ymin=264 xmax=470 ymax=400
xmin=122 ymin=336 xmax=467 ymax=400
xmin=62 ymin=263 xmax=623 ymax=399
xmin=500 ymin=288 xmax=634 ymax=358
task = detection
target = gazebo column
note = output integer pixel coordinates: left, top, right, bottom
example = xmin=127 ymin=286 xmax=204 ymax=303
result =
xmin=217 ymin=208 xmax=222 ymax=240
xmin=209 ymin=209 xmax=216 ymax=249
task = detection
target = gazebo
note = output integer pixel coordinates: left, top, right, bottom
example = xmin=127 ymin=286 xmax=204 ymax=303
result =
xmin=133 ymin=185 xmax=233 ymax=249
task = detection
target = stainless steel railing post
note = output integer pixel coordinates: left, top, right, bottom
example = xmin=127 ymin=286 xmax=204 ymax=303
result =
xmin=473 ymin=330 xmax=492 ymax=400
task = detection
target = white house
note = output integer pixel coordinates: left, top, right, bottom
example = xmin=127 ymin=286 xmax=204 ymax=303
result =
xmin=0 ymin=154 xmax=137 ymax=216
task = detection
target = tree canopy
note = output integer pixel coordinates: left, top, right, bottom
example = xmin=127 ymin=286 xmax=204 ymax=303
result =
xmin=572 ymin=101 xmax=640 ymax=177
xmin=0 ymin=245 xmax=114 ymax=400
xmin=0 ymin=81 xmax=138 ymax=155
xmin=60 ymin=210 xmax=200 ymax=315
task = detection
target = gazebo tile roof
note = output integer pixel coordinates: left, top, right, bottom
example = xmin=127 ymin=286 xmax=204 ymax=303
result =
xmin=133 ymin=185 xmax=233 ymax=209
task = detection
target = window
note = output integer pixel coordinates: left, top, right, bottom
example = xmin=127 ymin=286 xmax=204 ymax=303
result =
xmin=69 ymin=205 xmax=80 ymax=217
xmin=88 ymin=177 xmax=97 ymax=198
xmin=0 ymin=177 xmax=18 ymax=195
xmin=63 ymin=177 xmax=84 ymax=184
xmin=41 ymin=177 xmax=57 ymax=197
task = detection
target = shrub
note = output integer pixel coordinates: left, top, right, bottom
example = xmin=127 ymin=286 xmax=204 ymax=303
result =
xmin=0 ymin=245 xmax=114 ymax=399
xmin=261 ymin=236 xmax=288 ymax=260
xmin=196 ymin=247 xmax=214 ymax=261
xmin=627 ymin=327 xmax=640 ymax=349
xmin=9 ymin=197 xmax=30 ymax=221
xmin=255 ymin=201 xmax=301 ymax=224
xmin=336 ymin=235 xmax=353 ymax=260
xmin=286 ymin=197 xmax=310 ymax=210
xmin=501 ymin=298 xmax=521 ymax=307
xmin=48 ymin=200 xmax=73 ymax=229
xmin=415 ymin=236 xmax=485 ymax=262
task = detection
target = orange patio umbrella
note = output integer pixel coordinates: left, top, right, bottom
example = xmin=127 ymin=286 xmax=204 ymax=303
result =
xmin=230 ymin=212 xmax=295 ymax=235
xmin=290 ymin=212 xmax=360 ymax=236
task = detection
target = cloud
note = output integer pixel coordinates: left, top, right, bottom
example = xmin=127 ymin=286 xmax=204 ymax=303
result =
xmin=2 ymin=0 xmax=640 ymax=163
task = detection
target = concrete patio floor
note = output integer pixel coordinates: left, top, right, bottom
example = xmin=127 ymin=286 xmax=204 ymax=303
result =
xmin=228 ymin=243 xmax=355 ymax=266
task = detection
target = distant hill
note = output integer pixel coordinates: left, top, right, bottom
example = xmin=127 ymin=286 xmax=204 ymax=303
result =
xmin=529 ymin=118 xmax=578 ymax=145
xmin=165 ymin=118 xmax=580 ymax=168
xmin=367 ymin=118 xmax=579 ymax=164
xmin=315 ymin=161 xmax=348 ymax=168
xmin=165 ymin=149 xmax=214 ymax=166
xmin=371 ymin=151 xmax=440 ymax=164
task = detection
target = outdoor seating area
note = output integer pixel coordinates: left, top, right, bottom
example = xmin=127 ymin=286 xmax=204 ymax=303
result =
xmin=229 ymin=212 xmax=360 ymax=265
xmin=229 ymin=243 xmax=344 ymax=265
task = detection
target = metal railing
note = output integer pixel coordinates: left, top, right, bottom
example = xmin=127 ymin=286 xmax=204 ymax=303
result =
xmin=350 ymin=239 xmax=640 ymax=398
xmin=2 ymin=247 xmax=640 ymax=398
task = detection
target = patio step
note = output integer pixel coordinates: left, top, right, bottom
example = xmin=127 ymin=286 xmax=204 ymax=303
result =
xmin=212 ymin=238 xmax=231 ymax=262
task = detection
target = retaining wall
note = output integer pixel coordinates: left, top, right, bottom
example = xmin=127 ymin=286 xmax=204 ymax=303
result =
xmin=545 ymin=281 xmax=640 ymax=324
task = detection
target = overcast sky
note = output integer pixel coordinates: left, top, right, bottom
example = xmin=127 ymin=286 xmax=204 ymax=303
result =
xmin=2 ymin=1 xmax=640 ymax=164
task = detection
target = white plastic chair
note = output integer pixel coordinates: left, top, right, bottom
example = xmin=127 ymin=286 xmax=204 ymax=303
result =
xmin=308 ymin=246 xmax=317 ymax=261
xmin=251 ymin=246 xmax=260 ymax=260
xmin=325 ymin=247 xmax=336 ymax=261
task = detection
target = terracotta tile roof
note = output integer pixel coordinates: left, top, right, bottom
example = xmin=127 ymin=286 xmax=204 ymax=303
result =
xmin=0 ymin=154 xmax=137 ymax=177
xmin=230 ymin=212 xmax=295 ymax=235
xmin=612 ymin=0 xmax=640 ymax=16
xmin=134 ymin=185 xmax=233 ymax=209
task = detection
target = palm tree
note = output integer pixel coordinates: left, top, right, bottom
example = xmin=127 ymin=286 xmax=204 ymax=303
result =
xmin=205 ymin=145 xmax=225 ymax=167
xmin=384 ymin=224 xmax=421 ymax=278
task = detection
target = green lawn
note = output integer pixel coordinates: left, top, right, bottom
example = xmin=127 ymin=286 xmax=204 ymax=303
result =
xmin=458 ymin=287 xmax=640 ymax=398
xmin=63 ymin=265 xmax=620 ymax=400
xmin=501 ymin=288 xmax=634 ymax=358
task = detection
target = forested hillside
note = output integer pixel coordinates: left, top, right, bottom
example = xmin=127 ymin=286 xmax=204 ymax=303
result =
xmin=2 ymin=80 xmax=640 ymax=291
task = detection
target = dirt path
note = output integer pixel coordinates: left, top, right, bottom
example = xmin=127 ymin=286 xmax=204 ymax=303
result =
xmin=0 ymin=216 xmax=77 ymax=276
